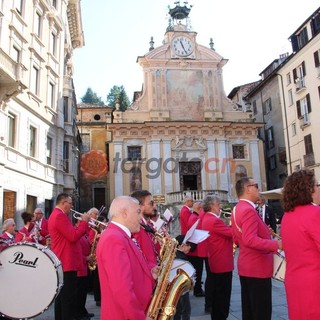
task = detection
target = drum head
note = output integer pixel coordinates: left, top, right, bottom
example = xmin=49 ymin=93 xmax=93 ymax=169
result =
xmin=169 ymin=259 xmax=195 ymax=282
xmin=0 ymin=243 xmax=62 ymax=319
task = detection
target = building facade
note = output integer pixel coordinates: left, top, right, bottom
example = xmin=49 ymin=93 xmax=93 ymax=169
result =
xmin=107 ymin=3 xmax=266 ymax=207
xmin=277 ymin=7 xmax=320 ymax=176
xmin=0 ymin=0 xmax=84 ymax=227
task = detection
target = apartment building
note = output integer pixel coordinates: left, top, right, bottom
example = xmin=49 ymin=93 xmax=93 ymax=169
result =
xmin=0 ymin=0 xmax=84 ymax=226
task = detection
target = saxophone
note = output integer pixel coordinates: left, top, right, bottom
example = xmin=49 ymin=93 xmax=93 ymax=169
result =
xmin=88 ymin=228 xmax=98 ymax=271
xmin=142 ymin=224 xmax=193 ymax=320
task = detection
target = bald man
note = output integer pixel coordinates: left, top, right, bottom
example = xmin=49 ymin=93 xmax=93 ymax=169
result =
xmin=97 ymin=196 xmax=159 ymax=320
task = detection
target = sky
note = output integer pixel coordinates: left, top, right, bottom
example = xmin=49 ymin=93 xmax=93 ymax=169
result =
xmin=72 ymin=0 xmax=319 ymax=103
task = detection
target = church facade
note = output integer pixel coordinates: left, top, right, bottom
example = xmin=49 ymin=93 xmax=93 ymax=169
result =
xmin=107 ymin=3 xmax=266 ymax=204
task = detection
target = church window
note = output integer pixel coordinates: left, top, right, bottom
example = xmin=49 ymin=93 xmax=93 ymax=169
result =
xmin=127 ymin=146 xmax=142 ymax=161
xmin=232 ymin=145 xmax=245 ymax=159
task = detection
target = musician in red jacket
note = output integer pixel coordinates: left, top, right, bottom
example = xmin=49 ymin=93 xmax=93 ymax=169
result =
xmin=15 ymin=211 xmax=37 ymax=243
xmin=231 ymin=177 xmax=282 ymax=320
xmin=48 ymin=193 xmax=90 ymax=320
xmin=33 ymin=208 xmax=49 ymax=245
xmin=0 ymin=219 xmax=16 ymax=251
xmin=202 ymin=195 xmax=234 ymax=320
xmin=131 ymin=190 xmax=159 ymax=268
xmin=187 ymin=201 xmax=205 ymax=297
xmin=97 ymin=196 xmax=159 ymax=320
xmin=180 ymin=195 xmax=193 ymax=235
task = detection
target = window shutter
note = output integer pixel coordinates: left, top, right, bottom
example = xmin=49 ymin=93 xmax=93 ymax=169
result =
xmin=293 ymin=68 xmax=297 ymax=81
xmin=296 ymin=100 xmax=302 ymax=119
xmin=302 ymin=61 xmax=306 ymax=76
xmin=314 ymin=51 xmax=320 ymax=67
xmin=306 ymin=94 xmax=311 ymax=113
xmin=290 ymin=35 xmax=299 ymax=52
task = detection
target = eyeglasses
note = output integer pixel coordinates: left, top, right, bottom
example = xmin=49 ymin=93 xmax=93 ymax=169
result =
xmin=247 ymin=183 xmax=259 ymax=189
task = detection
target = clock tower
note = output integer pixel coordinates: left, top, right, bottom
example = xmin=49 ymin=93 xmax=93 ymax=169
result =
xmin=166 ymin=3 xmax=196 ymax=59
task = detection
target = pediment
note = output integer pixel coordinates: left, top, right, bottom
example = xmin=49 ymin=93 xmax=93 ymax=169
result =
xmin=139 ymin=42 xmax=226 ymax=66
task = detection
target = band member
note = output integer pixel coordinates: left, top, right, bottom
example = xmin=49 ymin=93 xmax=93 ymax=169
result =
xmin=256 ymin=197 xmax=277 ymax=233
xmin=180 ymin=196 xmax=193 ymax=235
xmin=187 ymin=201 xmax=205 ymax=297
xmin=131 ymin=190 xmax=159 ymax=268
xmin=74 ymin=219 xmax=95 ymax=320
xmin=96 ymin=196 xmax=159 ymax=320
xmin=0 ymin=218 xmax=16 ymax=251
xmin=33 ymin=208 xmax=50 ymax=245
xmin=281 ymin=169 xmax=320 ymax=320
xmin=231 ymin=177 xmax=281 ymax=320
xmin=87 ymin=207 xmax=106 ymax=307
xmin=202 ymin=195 xmax=234 ymax=320
xmin=15 ymin=211 xmax=37 ymax=243
xmin=48 ymin=193 xmax=90 ymax=320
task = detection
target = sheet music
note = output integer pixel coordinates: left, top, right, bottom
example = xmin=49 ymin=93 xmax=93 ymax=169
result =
xmin=163 ymin=208 xmax=173 ymax=222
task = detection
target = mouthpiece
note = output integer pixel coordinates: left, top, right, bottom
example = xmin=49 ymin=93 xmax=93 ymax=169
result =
xmin=140 ymin=223 xmax=155 ymax=234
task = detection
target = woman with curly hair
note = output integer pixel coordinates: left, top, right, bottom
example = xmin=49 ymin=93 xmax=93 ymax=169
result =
xmin=281 ymin=169 xmax=320 ymax=320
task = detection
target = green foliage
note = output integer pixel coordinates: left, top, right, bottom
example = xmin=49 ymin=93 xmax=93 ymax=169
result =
xmin=81 ymin=88 xmax=104 ymax=106
xmin=106 ymin=85 xmax=131 ymax=111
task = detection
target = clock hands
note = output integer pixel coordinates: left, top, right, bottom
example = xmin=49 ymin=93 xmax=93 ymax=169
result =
xmin=180 ymin=40 xmax=188 ymax=54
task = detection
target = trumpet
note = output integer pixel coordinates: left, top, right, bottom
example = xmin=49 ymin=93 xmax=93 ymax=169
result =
xmin=71 ymin=209 xmax=108 ymax=229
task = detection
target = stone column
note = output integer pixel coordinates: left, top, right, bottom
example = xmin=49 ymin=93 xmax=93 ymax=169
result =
xmin=162 ymin=139 xmax=173 ymax=193
xmin=113 ymin=141 xmax=123 ymax=197
xmin=146 ymin=139 xmax=162 ymax=195
xmin=217 ymin=138 xmax=229 ymax=192
xmin=250 ymin=139 xmax=262 ymax=186
xmin=206 ymin=138 xmax=218 ymax=190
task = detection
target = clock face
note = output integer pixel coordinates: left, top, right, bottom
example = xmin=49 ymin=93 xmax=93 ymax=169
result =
xmin=172 ymin=36 xmax=194 ymax=57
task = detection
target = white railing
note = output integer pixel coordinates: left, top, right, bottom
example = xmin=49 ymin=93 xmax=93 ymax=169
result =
xmin=166 ymin=189 xmax=228 ymax=204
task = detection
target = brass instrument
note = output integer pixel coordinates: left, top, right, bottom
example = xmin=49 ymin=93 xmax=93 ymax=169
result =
xmin=71 ymin=209 xmax=108 ymax=229
xmin=88 ymin=228 xmax=99 ymax=271
xmin=141 ymin=224 xmax=193 ymax=320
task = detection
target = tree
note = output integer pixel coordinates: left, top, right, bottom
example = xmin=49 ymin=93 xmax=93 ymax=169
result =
xmin=81 ymin=87 xmax=104 ymax=106
xmin=106 ymin=85 xmax=131 ymax=111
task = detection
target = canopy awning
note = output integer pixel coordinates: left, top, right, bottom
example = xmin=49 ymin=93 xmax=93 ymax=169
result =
xmin=260 ymin=188 xmax=283 ymax=200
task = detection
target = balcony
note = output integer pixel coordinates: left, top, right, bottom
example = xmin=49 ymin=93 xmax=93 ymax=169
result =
xmin=166 ymin=189 xmax=229 ymax=205
xmin=295 ymin=77 xmax=306 ymax=93
xmin=304 ymin=153 xmax=315 ymax=167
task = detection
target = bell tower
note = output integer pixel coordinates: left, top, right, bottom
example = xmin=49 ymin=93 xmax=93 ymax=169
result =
xmin=166 ymin=1 xmax=197 ymax=59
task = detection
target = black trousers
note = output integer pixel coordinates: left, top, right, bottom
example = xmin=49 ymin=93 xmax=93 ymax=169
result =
xmin=188 ymin=255 xmax=204 ymax=294
xmin=75 ymin=275 xmax=89 ymax=319
xmin=54 ymin=271 xmax=77 ymax=320
xmin=93 ymin=267 xmax=101 ymax=302
xmin=174 ymin=292 xmax=191 ymax=320
xmin=239 ymin=276 xmax=272 ymax=320
xmin=207 ymin=271 xmax=232 ymax=320
xmin=204 ymin=258 xmax=211 ymax=309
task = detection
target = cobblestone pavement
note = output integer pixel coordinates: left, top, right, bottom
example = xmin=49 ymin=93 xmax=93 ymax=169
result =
xmin=28 ymin=254 xmax=288 ymax=319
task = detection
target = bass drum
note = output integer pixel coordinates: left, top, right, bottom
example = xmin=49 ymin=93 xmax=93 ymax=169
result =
xmin=169 ymin=259 xmax=196 ymax=284
xmin=0 ymin=242 xmax=63 ymax=319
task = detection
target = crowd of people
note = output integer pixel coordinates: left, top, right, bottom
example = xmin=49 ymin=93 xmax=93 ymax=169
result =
xmin=1 ymin=168 xmax=320 ymax=320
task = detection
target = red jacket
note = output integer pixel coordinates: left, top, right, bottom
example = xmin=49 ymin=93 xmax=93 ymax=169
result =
xmin=281 ymin=204 xmax=320 ymax=320
xmin=15 ymin=226 xmax=36 ymax=243
xmin=180 ymin=205 xmax=192 ymax=235
xmin=133 ymin=221 xmax=158 ymax=269
xmin=97 ymin=222 xmax=155 ymax=320
xmin=77 ymin=234 xmax=91 ymax=277
xmin=0 ymin=232 xmax=15 ymax=251
xmin=48 ymin=207 xmax=89 ymax=272
xmin=231 ymin=200 xmax=278 ymax=278
xmin=202 ymin=212 xmax=234 ymax=273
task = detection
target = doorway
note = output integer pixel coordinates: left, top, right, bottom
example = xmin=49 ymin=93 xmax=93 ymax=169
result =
xmin=179 ymin=161 xmax=202 ymax=191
